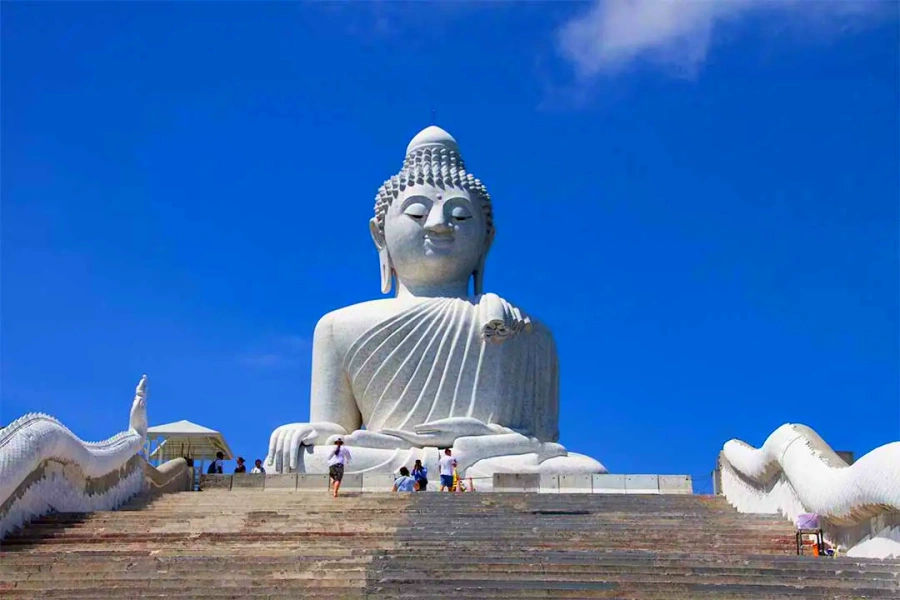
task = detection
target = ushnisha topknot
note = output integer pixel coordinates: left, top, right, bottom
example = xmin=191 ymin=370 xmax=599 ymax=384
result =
xmin=373 ymin=126 xmax=494 ymax=241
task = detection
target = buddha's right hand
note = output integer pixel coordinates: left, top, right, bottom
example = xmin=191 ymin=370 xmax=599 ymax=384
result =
xmin=382 ymin=417 xmax=512 ymax=448
xmin=265 ymin=422 xmax=347 ymax=473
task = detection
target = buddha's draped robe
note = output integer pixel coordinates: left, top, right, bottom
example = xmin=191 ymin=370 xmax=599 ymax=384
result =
xmin=343 ymin=295 xmax=560 ymax=442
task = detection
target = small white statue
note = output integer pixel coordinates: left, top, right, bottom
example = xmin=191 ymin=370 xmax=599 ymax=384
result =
xmin=265 ymin=126 xmax=605 ymax=480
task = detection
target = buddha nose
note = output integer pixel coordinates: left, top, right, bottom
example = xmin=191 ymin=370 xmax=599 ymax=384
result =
xmin=424 ymin=206 xmax=452 ymax=235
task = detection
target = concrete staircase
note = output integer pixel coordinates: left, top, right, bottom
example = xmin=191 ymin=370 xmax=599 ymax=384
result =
xmin=1 ymin=491 xmax=898 ymax=599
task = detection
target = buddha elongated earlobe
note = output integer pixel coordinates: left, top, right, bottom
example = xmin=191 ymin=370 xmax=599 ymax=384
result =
xmin=370 ymin=217 xmax=393 ymax=295
xmin=379 ymin=248 xmax=393 ymax=295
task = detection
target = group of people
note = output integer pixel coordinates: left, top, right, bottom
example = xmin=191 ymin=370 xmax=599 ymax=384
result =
xmin=389 ymin=458 xmax=433 ymax=493
xmin=203 ymin=441 xmax=473 ymax=498
xmin=388 ymin=449 xmax=470 ymax=493
xmin=433 ymin=447 xmax=472 ymax=493
xmin=205 ymin=452 xmax=265 ymax=475
xmin=328 ymin=438 xmax=471 ymax=497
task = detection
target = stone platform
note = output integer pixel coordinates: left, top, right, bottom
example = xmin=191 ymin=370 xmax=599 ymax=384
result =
xmin=198 ymin=473 xmax=694 ymax=494
xmin=2 ymin=489 xmax=897 ymax=598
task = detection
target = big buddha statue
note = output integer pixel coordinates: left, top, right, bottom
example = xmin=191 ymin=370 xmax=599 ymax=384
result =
xmin=265 ymin=126 xmax=605 ymax=482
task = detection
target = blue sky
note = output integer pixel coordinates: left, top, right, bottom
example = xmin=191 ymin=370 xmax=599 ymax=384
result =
xmin=2 ymin=1 xmax=897 ymax=490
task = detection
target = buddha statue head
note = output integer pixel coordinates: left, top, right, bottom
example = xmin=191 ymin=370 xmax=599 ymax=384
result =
xmin=371 ymin=126 xmax=495 ymax=297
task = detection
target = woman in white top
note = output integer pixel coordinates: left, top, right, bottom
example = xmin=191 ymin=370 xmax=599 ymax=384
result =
xmin=327 ymin=437 xmax=352 ymax=497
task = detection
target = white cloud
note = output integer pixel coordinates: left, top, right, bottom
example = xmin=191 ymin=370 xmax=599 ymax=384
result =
xmin=557 ymin=0 xmax=893 ymax=78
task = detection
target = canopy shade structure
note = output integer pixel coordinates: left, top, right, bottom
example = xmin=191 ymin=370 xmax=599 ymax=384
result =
xmin=146 ymin=420 xmax=234 ymax=462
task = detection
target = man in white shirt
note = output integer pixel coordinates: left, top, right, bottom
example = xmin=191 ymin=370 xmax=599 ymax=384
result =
xmin=250 ymin=459 xmax=266 ymax=474
xmin=327 ymin=437 xmax=352 ymax=498
xmin=438 ymin=448 xmax=457 ymax=492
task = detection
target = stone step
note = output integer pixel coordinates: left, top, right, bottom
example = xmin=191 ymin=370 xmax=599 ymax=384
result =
xmin=110 ymin=507 xmax=755 ymax=516
xmin=3 ymin=551 xmax=887 ymax=569
xmin=8 ymin=581 xmax=887 ymax=599
xmin=12 ymin=515 xmax=793 ymax=526
xmin=3 ymin=584 xmax=894 ymax=600
xmin=5 ymin=565 xmax=894 ymax=586
xmin=21 ymin=513 xmax=794 ymax=523
xmin=14 ymin=515 xmax=793 ymax=525
xmin=9 ymin=513 xmax=790 ymax=522
xmin=3 ymin=560 xmax=891 ymax=583
xmin=118 ymin=498 xmax=747 ymax=510
xmin=0 ymin=538 xmax=794 ymax=553
xmin=10 ymin=524 xmax=792 ymax=536
xmin=366 ymin=581 xmax=900 ymax=599
xmin=3 ymin=574 xmax=897 ymax=592
xmin=6 ymin=525 xmax=793 ymax=537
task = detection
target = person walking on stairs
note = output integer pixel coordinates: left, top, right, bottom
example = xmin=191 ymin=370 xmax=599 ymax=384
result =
xmin=438 ymin=448 xmax=457 ymax=492
xmin=328 ymin=437 xmax=352 ymax=498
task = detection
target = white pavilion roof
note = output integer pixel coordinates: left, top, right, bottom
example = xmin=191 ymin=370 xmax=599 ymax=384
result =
xmin=147 ymin=419 xmax=234 ymax=461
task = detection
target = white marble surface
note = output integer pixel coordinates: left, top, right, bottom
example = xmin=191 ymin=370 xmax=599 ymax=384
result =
xmin=266 ymin=126 xmax=605 ymax=478
xmin=720 ymin=423 xmax=900 ymax=559
xmin=0 ymin=376 xmax=149 ymax=537
xmin=1 ymin=462 xmax=145 ymax=538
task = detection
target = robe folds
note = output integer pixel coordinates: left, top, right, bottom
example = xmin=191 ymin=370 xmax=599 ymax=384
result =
xmin=343 ymin=294 xmax=560 ymax=442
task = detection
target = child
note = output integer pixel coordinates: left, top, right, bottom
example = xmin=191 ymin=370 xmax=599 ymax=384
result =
xmin=452 ymin=467 xmax=466 ymax=493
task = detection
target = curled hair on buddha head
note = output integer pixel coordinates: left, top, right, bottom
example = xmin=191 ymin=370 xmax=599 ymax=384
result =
xmin=371 ymin=126 xmax=495 ymax=296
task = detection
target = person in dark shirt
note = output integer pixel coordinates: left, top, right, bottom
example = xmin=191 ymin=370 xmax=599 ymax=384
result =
xmin=411 ymin=459 xmax=428 ymax=491
xmin=234 ymin=456 xmax=247 ymax=473
xmin=207 ymin=451 xmax=225 ymax=474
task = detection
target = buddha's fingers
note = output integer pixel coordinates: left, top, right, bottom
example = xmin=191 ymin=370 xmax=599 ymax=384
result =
xmin=267 ymin=427 xmax=283 ymax=471
xmin=308 ymin=422 xmax=348 ymax=440
xmin=380 ymin=428 xmax=455 ymax=448
xmin=342 ymin=430 xmax=411 ymax=450
xmin=453 ymin=431 xmax=539 ymax=456
xmin=414 ymin=417 xmax=496 ymax=437
xmin=270 ymin=429 xmax=283 ymax=473
xmin=281 ymin=427 xmax=301 ymax=474
xmin=287 ymin=427 xmax=310 ymax=471
xmin=277 ymin=426 xmax=295 ymax=473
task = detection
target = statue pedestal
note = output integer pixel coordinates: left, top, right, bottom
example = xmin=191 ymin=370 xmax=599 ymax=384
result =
xmin=291 ymin=443 xmax=606 ymax=490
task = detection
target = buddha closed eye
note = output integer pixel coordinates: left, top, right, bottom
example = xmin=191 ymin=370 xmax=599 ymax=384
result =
xmin=404 ymin=203 xmax=428 ymax=220
xmin=450 ymin=205 xmax=472 ymax=222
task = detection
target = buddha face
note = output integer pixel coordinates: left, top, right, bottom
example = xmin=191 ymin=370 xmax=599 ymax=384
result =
xmin=381 ymin=183 xmax=487 ymax=290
